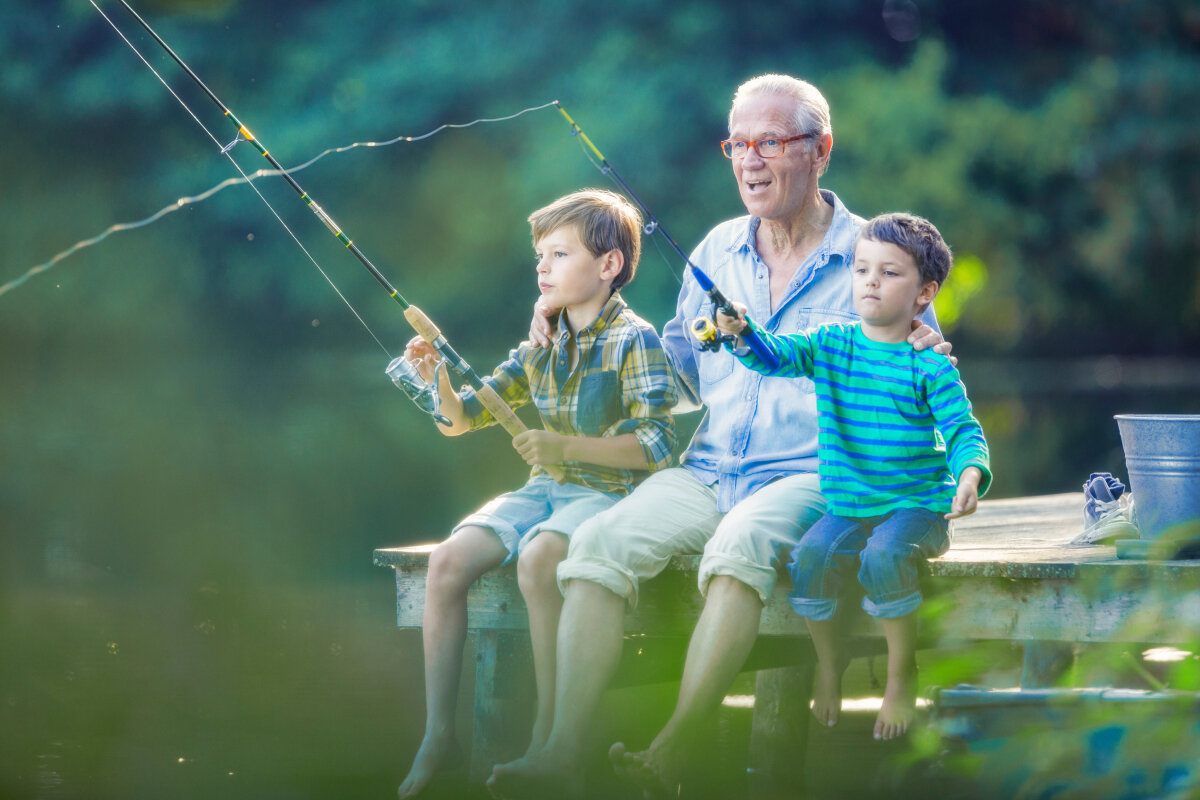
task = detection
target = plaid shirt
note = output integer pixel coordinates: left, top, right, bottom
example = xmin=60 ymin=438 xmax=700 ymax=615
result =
xmin=460 ymin=293 xmax=676 ymax=496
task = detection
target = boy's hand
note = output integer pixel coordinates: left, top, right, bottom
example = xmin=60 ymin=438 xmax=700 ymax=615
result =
xmin=529 ymin=300 xmax=560 ymax=349
xmin=945 ymin=466 xmax=982 ymax=519
xmin=715 ymin=301 xmax=749 ymax=337
xmin=512 ymin=429 xmax=568 ymax=466
xmin=403 ymin=335 xmax=439 ymax=382
xmin=908 ymin=321 xmax=957 ymax=367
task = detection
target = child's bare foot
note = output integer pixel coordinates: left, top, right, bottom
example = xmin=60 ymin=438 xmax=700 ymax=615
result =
xmin=810 ymin=659 xmax=845 ymax=728
xmin=519 ymin=720 xmax=551 ymax=760
xmin=608 ymin=739 xmax=684 ymax=799
xmin=874 ymin=664 xmax=918 ymax=740
xmin=398 ymin=732 xmax=461 ymax=798
xmin=487 ymin=749 xmax=583 ymax=800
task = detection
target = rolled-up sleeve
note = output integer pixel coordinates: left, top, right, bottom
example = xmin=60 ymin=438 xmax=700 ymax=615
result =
xmin=607 ymin=327 xmax=677 ymax=471
xmin=459 ymin=346 xmax=531 ymax=431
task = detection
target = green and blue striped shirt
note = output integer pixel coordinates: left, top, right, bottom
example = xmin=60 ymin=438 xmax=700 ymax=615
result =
xmin=461 ymin=293 xmax=677 ymax=496
xmin=734 ymin=320 xmax=991 ymax=517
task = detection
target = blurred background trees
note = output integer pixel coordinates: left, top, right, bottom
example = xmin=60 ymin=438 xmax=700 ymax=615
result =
xmin=1 ymin=1 xmax=1198 ymax=795
xmin=4 ymin=0 xmax=1198 ymax=633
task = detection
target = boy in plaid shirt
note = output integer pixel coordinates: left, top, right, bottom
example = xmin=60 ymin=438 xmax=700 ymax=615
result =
xmin=398 ymin=189 xmax=675 ymax=798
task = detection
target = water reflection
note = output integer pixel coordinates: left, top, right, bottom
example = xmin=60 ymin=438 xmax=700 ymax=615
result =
xmin=2 ymin=576 xmax=421 ymax=799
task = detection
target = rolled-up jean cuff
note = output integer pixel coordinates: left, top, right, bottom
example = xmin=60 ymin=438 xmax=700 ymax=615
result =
xmin=863 ymin=590 xmax=924 ymax=619
xmin=788 ymin=594 xmax=836 ymax=621
xmin=557 ymin=556 xmax=639 ymax=609
xmin=452 ymin=520 xmax=519 ymax=565
xmin=698 ymin=552 xmax=776 ymax=603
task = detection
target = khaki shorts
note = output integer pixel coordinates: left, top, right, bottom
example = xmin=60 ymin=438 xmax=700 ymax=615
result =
xmin=557 ymin=467 xmax=825 ymax=607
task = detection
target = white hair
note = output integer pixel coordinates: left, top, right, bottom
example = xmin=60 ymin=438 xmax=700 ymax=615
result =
xmin=729 ymin=74 xmax=832 ymax=173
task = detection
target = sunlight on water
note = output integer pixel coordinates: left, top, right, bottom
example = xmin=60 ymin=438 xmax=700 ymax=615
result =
xmin=721 ymin=694 xmax=933 ymax=710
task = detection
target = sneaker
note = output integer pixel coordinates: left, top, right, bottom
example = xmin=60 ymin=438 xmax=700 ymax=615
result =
xmin=1071 ymin=472 xmax=1139 ymax=545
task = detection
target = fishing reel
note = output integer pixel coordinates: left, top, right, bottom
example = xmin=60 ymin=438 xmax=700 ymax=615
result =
xmin=690 ymin=315 xmax=737 ymax=353
xmin=386 ymin=355 xmax=452 ymax=427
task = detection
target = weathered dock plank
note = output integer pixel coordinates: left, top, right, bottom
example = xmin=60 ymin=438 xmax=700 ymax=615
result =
xmin=373 ymin=492 xmax=1200 ymax=786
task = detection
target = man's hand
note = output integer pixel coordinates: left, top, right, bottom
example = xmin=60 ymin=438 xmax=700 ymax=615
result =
xmin=945 ymin=466 xmax=982 ymax=520
xmin=908 ymin=320 xmax=956 ymax=367
xmin=715 ymin=301 xmax=749 ymax=337
xmin=513 ymin=429 xmax=568 ymax=466
xmin=529 ymin=300 xmax=560 ymax=349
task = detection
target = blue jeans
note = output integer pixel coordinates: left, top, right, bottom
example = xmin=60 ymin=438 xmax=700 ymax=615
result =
xmin=786 ymin=508 xmax=950 ymax=621
xmin=455 ymin=475 xmax=620 ymax=565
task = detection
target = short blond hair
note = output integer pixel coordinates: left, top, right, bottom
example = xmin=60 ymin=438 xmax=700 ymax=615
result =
xmin=528 ymin=189 xmax=642 ymax=292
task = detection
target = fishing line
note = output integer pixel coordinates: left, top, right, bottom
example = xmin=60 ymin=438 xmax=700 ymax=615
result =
xmin=1 ymin=74 xmax=555 ymax=301
xmin=569 ymin=135 xmax=683 ymax=290
xmin=96 ymin=0 xmax=567 ymax=479
xmin=85 ymin=0 xmax=390 ymax=354
xmin=556 ymin=103 xmax=781 ymax=369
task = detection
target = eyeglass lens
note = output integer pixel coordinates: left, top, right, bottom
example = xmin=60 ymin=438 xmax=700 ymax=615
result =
xmin=723 ymin=139 xmax=786 ymax=158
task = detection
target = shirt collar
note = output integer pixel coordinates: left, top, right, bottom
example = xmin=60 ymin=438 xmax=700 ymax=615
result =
xmin=554 ymin=292 xmax=626 ymax=344
xmin=726 ymin=189 xmax=859 ymax=267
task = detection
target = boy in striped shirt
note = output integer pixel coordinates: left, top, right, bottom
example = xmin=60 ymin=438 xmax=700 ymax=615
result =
xmin=715 ymin=212 xmax=990 ymax=742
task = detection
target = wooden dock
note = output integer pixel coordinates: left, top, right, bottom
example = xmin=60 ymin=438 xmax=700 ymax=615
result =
xmin=374 ymin=492 xmax=1200 ymax=791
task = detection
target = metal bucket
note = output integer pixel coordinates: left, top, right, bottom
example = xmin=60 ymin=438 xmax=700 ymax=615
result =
xmin=1115 ymin=414 xmax=1200 ymax=559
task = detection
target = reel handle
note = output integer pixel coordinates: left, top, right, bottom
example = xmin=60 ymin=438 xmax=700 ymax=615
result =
xmin=690 ymin=307 xmax=781 ymax=371
xmin=690 ymin=316 xmax=733 ymax=352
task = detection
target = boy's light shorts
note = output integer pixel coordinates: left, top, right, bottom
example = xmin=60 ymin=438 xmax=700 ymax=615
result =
xmin=558 ymin=467 xmax=825 ymax=608
xmin=454 ymin=474 xmax=621 ymax=565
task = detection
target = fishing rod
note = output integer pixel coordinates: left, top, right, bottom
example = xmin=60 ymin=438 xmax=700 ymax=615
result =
xmin=103 ymin=0 xmax=565 ymax=481
xmin=555 ymin=104 xmax=782 ymax=371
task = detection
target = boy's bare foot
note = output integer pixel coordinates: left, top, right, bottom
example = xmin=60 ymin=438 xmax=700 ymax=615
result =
xmin=519 ymin=722 xmax=550 ymax=761
xmin=398 ymin=733 xmax=461 ymax=798
xmin=810 ymin=659 xmax=844 ymax=728
xmin=487 ymin=750 xmax=583 ymax=800
xmin=608 ymin=740 xmax=683 ymax=799
xmin=874 ymin=664 xmax=918 ymax=740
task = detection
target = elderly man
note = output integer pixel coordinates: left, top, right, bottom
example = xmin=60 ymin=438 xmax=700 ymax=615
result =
xmin=489 ymin=74 xmax=948 ymax=798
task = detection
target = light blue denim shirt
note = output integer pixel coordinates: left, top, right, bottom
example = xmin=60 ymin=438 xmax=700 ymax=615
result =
xmin=662 ymin=189 xmax=938 ymax=512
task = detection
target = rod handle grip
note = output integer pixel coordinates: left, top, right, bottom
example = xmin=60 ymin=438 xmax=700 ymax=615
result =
xmin=740 ymin=320 xmax=782 ymax=372
xmin=403 ymin=305 xmax=442 ymax=342
xmin=475 ymin=384 xmax=567 ymax=483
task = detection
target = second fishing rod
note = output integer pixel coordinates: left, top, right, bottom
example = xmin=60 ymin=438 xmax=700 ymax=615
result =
xmin=555 ymin=104 xmax=782 ymax=372
xmin=111 ymin=0 xmax=565 ymax=481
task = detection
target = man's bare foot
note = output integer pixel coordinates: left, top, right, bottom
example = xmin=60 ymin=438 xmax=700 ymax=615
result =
xmin=487 ymin=750 xmax=582 ymax=800
xmin=608 ymin=740 xmax=682 ymax=799
xmin=810 ymin=659 xmax=844 ymax=728
xmin=874 ymin=664 xmax=918 ymax=740
xmin=398 ymin=733 xmax=461 ymax=799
